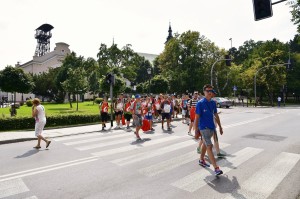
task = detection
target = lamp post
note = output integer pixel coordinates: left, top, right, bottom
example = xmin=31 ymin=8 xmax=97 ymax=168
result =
xmin=210 ymin=57 xmax=231 ymax=86
xmin=147 ymin=68 xmax=152 ymax=94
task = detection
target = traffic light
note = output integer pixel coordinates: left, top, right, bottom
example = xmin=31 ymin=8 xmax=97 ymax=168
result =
xmin=252 ymin=0 xmax=273 ymax=21
xmin=105 ymin=73 xmax=115 ymax=85
xmin=225 ymin=54 xmax=231 ymax=66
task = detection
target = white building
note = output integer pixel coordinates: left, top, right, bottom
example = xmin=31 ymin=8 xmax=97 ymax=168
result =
xmin=18 ymin=42 xmax=71 ymax=75
xmin=1 ymin=43 xmax=71 ymax=102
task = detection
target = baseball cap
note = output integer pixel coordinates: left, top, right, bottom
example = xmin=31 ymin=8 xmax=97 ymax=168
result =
xmin=135 ymin=94 xmax=141 ymax=99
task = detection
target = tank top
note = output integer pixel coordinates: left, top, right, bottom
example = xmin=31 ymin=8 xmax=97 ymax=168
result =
xmin=36 ymin=105 xmax=46 ymax=123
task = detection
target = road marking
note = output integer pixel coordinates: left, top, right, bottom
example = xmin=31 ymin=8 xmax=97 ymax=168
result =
xmin=0 ymin=178 xmax=29 ymax=198
xmin=24 ymin=196 xmax=38 ymax=199
xmin=64 ymin=133 xmax=131 ymax=146
xmin=64 ymin=134 xmax=132 ymax=146
xmin=223 ymin=152 xmax=300 ymax=199
xmin=0 ymin=157 xmax=97 ymax=182
xmin=76 ymin=134 xmax=162 ymax=151
xmin=139 ymin=143 xmax=230 ymax=177
xmin=171 ymin=147 xmax=263 ymax=192
xmin=53 ymin=129 xmax=125 ymax=141
xmin=222 ymin=115 xmax=275 ymax=129
xmin=53 ymin=132 xmax=101 ymax=141
xmin=92 ymin=136 xmax=181 ymax=157
xmin=112 ymin=140 xmax=199 ymax=166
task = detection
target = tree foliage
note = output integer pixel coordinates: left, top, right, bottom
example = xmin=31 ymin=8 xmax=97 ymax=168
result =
xmin=0 ymin=66 xmax=34 ymax=94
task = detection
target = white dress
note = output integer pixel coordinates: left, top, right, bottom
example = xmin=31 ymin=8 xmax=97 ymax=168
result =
xmin=35 ymin=105 xmax=46 ymax=136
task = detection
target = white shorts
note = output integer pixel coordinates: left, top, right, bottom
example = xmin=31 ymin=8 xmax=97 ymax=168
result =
xmin=35 ymin=121 xmax=46 ymax=137
xmin=182 ymin=110 xmax=187 ymax=116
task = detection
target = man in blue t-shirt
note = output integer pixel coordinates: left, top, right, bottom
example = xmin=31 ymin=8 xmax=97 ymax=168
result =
xmin=194 ymin=84 xmax=224 ymax=176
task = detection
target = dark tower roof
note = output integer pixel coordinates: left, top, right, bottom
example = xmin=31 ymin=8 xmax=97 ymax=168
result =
xmin=36 ymin=24 xmax=54 ymax=32
xmin=165 ymin=22 xmax=173 ymax=44
xmin=34 ymin=23 xmax=54 ymax=57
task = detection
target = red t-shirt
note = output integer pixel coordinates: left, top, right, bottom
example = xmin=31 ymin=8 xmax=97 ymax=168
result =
xmin=101 ymin=102 xmax=109 ymax=113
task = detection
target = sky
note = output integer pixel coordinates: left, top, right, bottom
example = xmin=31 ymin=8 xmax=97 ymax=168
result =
xmin=0 ymin=0 xmax=297 ymax=70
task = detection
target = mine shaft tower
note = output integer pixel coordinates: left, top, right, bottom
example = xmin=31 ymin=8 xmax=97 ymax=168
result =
xmin=34 ymin=23 xmax=54 ymax=56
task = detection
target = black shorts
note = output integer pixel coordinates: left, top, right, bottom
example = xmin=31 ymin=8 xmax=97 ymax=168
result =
xmin=124 ymin=113 xmax=132 ymax=121
xmin=162 ymin=113 xmax=170 ymax=120
xmin=101 ymin=112 xmax=108 ymax=122
xmin=115 ymin=111 xmax=123 ymax=116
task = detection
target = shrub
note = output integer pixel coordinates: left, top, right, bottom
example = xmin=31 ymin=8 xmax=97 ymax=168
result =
xmin=26 ymin=100 xmax=33 ymax=107
xmin=0 ymin=114 xmax=101 ymax=131
xmin=95 ymin=98 xmax=103 ymax=104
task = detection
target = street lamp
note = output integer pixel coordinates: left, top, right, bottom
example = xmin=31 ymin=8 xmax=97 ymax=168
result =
xmin=147 ymin=68 xmax=152 ymax=94
xmin=210 ymin=57 xmax=232 ymax=86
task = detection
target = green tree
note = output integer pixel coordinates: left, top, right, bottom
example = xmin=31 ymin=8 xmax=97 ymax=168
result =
xmin=0 ymin=66 xmax=34 ymax=116
xmin=31 ymin=68 xmax=62 ymax=102
xmin=88 ymin=70 xmax=100 ymax=104
xmin=99 ymin=75 xmax=126 ymax=97
xmin=291 ymin=0 xmax=300 ymax=33
xmin=239 ymin=39 xmax=289 ymax=105
xmin=158 ymin=31 xmax=224 ymax=94
xmin=149 ymin=75 xmax=169 ymax=94
xmin=61 ymin=67 xmax=88 ymax=111
xmin=56 ymin=52 xmax=85 ymax=107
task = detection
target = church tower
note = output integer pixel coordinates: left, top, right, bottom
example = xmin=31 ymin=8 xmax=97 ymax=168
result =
xmin=165 ymin=22 xmax=173 ymax=44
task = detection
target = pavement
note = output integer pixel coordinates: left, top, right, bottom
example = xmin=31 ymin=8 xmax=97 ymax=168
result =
xmin=0 ymin=117 xmax=182 ymax=145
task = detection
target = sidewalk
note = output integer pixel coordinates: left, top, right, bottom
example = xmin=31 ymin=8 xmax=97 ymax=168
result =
xmin=0 ymin=117 xmax=182 ymax=145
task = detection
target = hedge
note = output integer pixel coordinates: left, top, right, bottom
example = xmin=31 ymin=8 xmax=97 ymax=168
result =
xmin=0 ymin=114 xmax=111 ymax=131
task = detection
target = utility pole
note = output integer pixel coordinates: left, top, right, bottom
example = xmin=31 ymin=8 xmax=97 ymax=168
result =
xmin=110 ymin=82 xmax=113 ymax=127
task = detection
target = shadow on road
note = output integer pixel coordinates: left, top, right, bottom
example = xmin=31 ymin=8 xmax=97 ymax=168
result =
xmin=206 ymin=175 xmax=246 ymax=198
xmin=15 ymin=149 xmax=40 ymax=158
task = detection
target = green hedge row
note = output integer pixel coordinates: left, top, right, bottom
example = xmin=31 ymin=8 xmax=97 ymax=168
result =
xmin=0 ymin=114 xmax=106 ymax=131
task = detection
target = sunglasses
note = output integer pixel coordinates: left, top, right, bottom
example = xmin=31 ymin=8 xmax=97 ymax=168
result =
xmin=205 ymin=90 xmax=214 ymax=93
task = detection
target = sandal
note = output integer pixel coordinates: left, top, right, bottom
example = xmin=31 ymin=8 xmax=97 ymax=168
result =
xmin=33 ymin=146 xmax=41 ymax=149
xmin=46 ymin=141 xmax=51 ymax=148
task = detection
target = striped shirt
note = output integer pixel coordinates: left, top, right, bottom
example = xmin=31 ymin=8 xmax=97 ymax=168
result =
xmin=189 ymin=99 xmax=198 ymax=108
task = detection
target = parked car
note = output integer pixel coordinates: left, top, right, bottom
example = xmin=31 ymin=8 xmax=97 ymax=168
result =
xmin=213 ymin=97 xmax=232 ymax=108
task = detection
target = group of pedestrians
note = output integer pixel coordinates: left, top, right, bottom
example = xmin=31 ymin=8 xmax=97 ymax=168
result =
xmin=31 ymin=83 xmax=225 ymax=176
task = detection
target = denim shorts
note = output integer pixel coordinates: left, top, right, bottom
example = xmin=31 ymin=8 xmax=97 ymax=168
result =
xmin=133 ymin=115 xmax=142 ymax=127
xmin=201 ymin=128 xmax=215 ymax=146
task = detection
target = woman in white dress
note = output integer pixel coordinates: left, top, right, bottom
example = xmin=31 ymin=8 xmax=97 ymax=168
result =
xmin=32 ymin=98 xmax=51 ymax=149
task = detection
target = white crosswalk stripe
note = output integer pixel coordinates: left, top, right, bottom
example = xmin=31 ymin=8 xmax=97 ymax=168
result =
xmin=171 ymin=147 xmax=264 ymax=192
xmin=53 ymin=132 xmax=103 ymax=142
xmin=92 ymin=136 xmax=181 ymax=157
xmin=139 ymin=142 xmax=231 ymax=177
xmin=24 ymin=196 xmax=38 ymax=199
xmin=76 ymin=134 xmax=162 ymax=151
xmin=52 ymin=127 xmax=300 ymax=199
xmin=223 ymin=152 xmax=300 ymax=199
xmin=112 ymin=140 xmax=201 ymax=166
xmin=64 ymin=133 xmax=131 ymax=146
xmin=0 ymin=178 xmax=29 ymax=198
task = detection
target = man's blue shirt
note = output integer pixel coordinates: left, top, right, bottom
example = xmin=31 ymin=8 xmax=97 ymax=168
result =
xmin=196 ymin=98 xmax=217 ymax=130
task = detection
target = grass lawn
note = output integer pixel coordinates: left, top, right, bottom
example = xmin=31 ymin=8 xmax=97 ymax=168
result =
xmin=0 ymin=101 xmax=109 ymax=118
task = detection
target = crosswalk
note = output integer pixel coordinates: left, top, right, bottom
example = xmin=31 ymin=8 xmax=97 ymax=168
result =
xmin=52 ymin=129 xmax=300 ymax=197
xmin=0 ymin=178 xmax=38 ymax=199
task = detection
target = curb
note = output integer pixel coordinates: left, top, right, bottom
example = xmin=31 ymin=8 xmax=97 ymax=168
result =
xmin=0 ymin=118 xmax=183 ymax=145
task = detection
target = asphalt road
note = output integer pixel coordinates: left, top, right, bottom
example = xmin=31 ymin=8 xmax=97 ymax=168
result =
xmin=1 ymin=106 xmax=300 ymax=199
